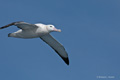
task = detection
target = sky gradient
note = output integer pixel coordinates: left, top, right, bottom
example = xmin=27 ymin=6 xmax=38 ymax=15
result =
xmin=0 ymin=0 xmax=120 ymax=80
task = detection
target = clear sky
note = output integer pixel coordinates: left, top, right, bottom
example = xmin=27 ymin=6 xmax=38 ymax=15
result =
xmin=0 ymin=0 xmax=120 ymax=80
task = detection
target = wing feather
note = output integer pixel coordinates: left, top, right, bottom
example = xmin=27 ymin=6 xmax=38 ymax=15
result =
xmin=40 ymin=34 xmax=69 ymax=65
xmin=14 ymin=22 xmax=38 ymax=30
xmin=0 ymin=21 xmax=21 ymax=29
xmin=0 ymin=21 xmax=38 ymax=30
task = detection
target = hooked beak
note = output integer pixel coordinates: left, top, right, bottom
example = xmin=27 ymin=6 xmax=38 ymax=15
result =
xmin=53 ymin=27 xmax=61 ymax=32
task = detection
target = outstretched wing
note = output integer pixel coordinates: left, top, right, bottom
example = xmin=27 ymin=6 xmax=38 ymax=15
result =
xmin=0 ymin=21 xmax=38 ymax=30
xmin=40 ymin=34 xmax=69 ymax=65
xmin=0 ymin=21 xmax=19 ymax=29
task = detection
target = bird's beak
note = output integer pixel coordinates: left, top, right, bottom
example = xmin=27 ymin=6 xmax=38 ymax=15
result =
xmin=53 ymin=27 xmax=61 ymax=32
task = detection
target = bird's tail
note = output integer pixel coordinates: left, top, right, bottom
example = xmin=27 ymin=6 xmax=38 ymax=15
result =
xmin=8 ymin=33 xmax=12 ymax=37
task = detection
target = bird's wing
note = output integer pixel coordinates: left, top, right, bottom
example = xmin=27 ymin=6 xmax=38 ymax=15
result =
xmin=0 ymin=21 xmax=38 ymax=30
xmin=40 ymin=34 xmax=69 ymax=65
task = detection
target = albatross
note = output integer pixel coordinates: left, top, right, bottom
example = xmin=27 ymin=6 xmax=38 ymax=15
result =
xmin=0 ymin=21 xmax=69 ymax=65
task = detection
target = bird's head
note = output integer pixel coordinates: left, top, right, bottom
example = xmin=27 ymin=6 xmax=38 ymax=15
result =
xmin=47 ymin=25 xmax=61 ymax=32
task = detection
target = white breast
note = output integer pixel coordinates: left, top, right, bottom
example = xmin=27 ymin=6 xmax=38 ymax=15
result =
xmin=35 ymin=23 xmax=49 ymax=36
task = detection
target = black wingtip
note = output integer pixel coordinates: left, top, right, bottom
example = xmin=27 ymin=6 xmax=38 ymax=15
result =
xmin=61 ymin=57 xmax=69 ymax=65
xmin=0 ymin=21 xmax=24 ymax=29
xmin=0 ymin=27 xmax=4 ymax=29
xmin=54 ymin=49 xmax=69 ymax=65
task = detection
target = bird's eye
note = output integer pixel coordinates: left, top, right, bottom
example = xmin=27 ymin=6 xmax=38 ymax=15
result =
xmin=50 ymin=26 xmax=52 ymax=27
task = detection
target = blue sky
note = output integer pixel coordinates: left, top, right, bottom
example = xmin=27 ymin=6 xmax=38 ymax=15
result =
xmin=0 ymin=0 xmax=120 ymax=80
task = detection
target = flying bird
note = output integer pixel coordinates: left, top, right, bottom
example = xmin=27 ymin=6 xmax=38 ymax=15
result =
xmin=0 ymin=21 xmax=69 ymax=65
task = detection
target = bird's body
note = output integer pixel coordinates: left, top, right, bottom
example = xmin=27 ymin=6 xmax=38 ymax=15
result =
xmin=9 ymin=23 xmax=51 ymax=38
xmin=0 ymin=21 xmax=69 ymax=65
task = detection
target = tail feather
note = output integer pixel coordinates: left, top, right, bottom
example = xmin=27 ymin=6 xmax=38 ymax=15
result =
xmin=8 ymin=33 xmax=11 ymax=37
